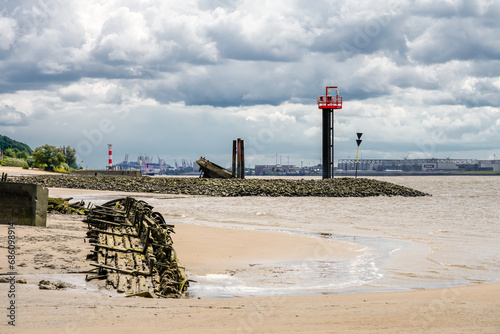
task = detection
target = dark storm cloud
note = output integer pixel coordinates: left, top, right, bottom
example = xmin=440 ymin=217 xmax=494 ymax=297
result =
xmin=1 ymin=0 xmax=500 ymax=167
xmin=406 ymin=17 xmax=500 ymax=64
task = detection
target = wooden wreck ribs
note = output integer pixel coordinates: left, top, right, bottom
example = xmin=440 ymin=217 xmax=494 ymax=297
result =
xmin=84 ymin=197 xmax=188 ymax=298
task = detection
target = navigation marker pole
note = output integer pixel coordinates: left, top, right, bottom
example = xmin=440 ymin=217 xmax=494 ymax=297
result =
xmin=317 ymin=86 xmax=343 ymax=179
xmin=355 ymin=133 xmax=363 ymax=179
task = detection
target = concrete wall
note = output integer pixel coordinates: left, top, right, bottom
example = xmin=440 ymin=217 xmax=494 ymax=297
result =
xmin=73 ymin=170 xmax=142 ymax=177
xmin=0 ymin=182 xmax=48 ymax=227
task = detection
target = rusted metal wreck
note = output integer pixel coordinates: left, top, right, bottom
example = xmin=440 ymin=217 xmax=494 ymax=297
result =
xmin=196 ymin=157 xmax=233 ymax=179
xmin=84 ymin=197 xmax=188 ymax=298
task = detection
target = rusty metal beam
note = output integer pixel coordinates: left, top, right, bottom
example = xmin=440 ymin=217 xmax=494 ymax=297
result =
xmin=240 ymin=139 xmax=245 ymax=179
xmin=232 ymin=140 xmax=237 ymax=178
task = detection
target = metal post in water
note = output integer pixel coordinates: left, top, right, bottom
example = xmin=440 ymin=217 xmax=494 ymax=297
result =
xmin=240 ymin=139 xmax=245 ymax=179
xmin=237 ymin=138 xmax=242 ymax=178
xmin=232 ymin=140 xmax=237 ymax=178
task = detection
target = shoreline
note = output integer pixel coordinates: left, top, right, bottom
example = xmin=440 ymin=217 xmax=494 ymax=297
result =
xmin=1 ymin=213 xmax=499 ymax=333
xmin=2 ymin=165 xmax=500 ymax=178
xmin=3 ymin=184 xmax=498 ymax=298
xmin=1 ymin=171 xmax=499 ymax=331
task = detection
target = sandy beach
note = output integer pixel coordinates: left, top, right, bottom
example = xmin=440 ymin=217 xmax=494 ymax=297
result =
xmin=1 ymin=213 xmax=499 ymax=333
xmin=0 ymin=166 xmax=60 ymax=176
xmin=1 ymin=166 xmax=499 ymax=333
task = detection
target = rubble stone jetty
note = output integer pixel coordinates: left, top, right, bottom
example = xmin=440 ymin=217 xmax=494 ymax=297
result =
xmin=11 ymin=175 xmax=429 ymax=197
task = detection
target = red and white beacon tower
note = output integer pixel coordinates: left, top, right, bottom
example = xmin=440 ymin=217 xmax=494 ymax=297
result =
xmin=317 ymin=86 xmax=343 ymax=179
xmin=107 ymin=144 xmax=113 ymax=170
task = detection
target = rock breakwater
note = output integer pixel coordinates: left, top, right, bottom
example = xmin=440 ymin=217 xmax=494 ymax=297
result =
xmin=11 ymin=175 xmax=429 ymax=197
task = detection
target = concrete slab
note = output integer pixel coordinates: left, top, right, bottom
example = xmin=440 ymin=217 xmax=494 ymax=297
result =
xmin=0 ymin=182 xmax=48 ymax=227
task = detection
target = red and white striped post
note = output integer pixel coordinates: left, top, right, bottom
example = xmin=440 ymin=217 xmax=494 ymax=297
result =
xmin=107 ymin=144 xmax=113 ymax=170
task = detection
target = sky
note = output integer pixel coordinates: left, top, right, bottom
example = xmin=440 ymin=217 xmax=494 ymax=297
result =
xmin=1 ymin=0 xmax=500 ymax=169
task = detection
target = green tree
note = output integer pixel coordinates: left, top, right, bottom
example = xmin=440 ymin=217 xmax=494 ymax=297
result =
xmin=61 ymin=146 xmax=77 ymax=168
xmin=16 ymin=150 xmax=29 ymax=160
xmin=4 ymin=148 xmax=17 ymax=157
xmin=32 ymin=145 xmax=65 ymax=171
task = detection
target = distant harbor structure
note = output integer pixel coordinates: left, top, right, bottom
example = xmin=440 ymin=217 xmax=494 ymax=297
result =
xmin=338 ymin=158 xmax=500 ymax=172
xmin=254 ymin=164 xmax=321 ymax=176
xmin=103 ymin=150 xmax=500 ymax=176
xmin=111 ymin=154 xmax=196 ymax=175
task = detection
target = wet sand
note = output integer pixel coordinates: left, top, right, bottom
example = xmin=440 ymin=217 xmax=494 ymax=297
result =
xmin=1 ymin=214 xmax=499 ymax=333
xmin=0 ymin=170 xmax=499 ymax=332
xmin=6 ymin=281 xmax=500 ymax=334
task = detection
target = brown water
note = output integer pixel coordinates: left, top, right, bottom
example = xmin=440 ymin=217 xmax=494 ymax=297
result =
xmin=74 ymin=176 xmax=500 ymax=297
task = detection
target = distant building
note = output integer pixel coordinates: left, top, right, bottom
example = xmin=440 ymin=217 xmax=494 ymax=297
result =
xmin=337 ymin=159 xmax=500 ymax=172
xmin=255 ymin=164 xmax=305 ymax=176
xmin=478 ymin=160 xmax=500 ymax=172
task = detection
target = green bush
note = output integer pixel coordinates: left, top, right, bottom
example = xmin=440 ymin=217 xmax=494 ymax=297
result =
xmin=56 ymin=162 xmax=71 ymax=172
xmin=22 ymin=162 xmax=29 ymax=169
xmin=2 ymin=157 xmax=27 ymax=167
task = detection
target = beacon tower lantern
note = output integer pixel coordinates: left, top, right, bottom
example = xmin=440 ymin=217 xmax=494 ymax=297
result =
xmin=317 ymin=86 xmax=343 ymax=179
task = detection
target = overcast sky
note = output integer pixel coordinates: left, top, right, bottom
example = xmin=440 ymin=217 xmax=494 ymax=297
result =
xmin=1 ymin=0 xmax=500 ymax=169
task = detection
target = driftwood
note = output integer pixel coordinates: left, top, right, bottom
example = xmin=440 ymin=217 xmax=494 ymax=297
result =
xmin=48 ymin=197 xmax=89 ymax=215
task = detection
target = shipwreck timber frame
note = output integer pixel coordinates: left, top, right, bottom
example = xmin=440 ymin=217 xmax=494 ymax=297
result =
xmin=84 ymin=197 xmax=189 ymax=298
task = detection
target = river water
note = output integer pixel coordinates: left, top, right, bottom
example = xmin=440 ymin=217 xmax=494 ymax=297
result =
xmin=74 ymin=176 xmax=500 ymax=298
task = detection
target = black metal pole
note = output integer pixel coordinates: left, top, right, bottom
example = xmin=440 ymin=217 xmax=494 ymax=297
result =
xmin=332 ymin=108 xmax=334 ymax=178
xmin=237 ymin=138 xmax=241 ymax=178
xmin=355 ymin=133 xmax=363 ymax=179
xmin=240 ymin=139 xmax=245 ymax=179
xmin=355 ymin=146 xmax=359 ymax=179
xmin=322 ymin=108 xmax=332 ymax=179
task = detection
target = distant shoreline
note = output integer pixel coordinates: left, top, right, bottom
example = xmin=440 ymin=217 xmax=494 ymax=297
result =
xmin=336 ymin=171 xmax=500 ymax=177
xmin=2 ymin=165 xmax=500 ymax=178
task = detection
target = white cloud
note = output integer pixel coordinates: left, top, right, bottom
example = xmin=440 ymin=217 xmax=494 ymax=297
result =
xmin=0 ymin=105 xmax=28 ymax=126
xmin=304 ymin=126 xmax=320 ymax=137
xmin=0 ymin=17 xmax=17 ymax=50
xmin=1 ymin=0 xmax=500 ymax=167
